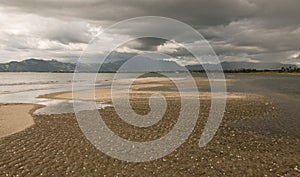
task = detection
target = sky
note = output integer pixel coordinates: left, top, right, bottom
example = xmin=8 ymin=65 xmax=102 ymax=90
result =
xmin=0 ymin=0 xmax=299 ymax=65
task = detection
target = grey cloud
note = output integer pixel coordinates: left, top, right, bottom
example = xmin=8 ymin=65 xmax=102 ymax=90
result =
xmin=249 ymin=0 xmax=300 ymax=28
xmin=123 ymin=38 xmax=167 ymax=51
xmin=201 ymin=19 xmax=300 ymax=55
xmin=0 ymin=0 xmax=299 ymax=65
xmin=0 ymin=0 xmax=257 ymax=27
xmin=41 ymin=22 xmax=92 ymax=44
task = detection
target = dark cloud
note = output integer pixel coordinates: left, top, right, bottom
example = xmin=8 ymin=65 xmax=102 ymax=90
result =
xmin=0 ymin=0 xmax=299 ymax=64
xmin=0 ymin=0 xmax=256 ymax=26
xmin=250 ymin=0 xmax=300 ymax=28
xmin=1 ymin=0 xmax=297 ymax=28
xmin=124 ymin=38 xmax=167 ymax=51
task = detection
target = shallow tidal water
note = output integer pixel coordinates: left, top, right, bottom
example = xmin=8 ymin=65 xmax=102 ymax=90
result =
xmin=225 ymin=73 xmax=300 ymax=138
xmin=0 ymin=72 xmax=299 ymax=138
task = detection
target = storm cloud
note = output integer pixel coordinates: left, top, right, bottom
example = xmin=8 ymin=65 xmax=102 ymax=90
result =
xmin=0 ymin=0 xmax=299 ymax=65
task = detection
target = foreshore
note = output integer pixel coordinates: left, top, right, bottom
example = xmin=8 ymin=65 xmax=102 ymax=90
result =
xmin=0 ymin=77 xmax=299 ymax=176
xmin=39 ymin=77 xmax=241 ymax=102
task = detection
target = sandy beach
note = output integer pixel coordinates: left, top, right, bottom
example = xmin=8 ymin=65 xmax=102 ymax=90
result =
xmin=39 ymin=77 xmax=242 ymax=102
xmin=0 ymin=76 xmax=299 ymax=176
xmin=0 ymin=104 xmax=36 ymax=138
xmin=0 ymin=95 xmax=299 ymax=176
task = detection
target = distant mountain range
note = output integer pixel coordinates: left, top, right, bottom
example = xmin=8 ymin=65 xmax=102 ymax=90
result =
xmin=0 ymin=59 xmax=76 ymax=72
xmin=0 ymin=58 xmax=184 ymax=72
xmin=0 ymin=58 xmax=297 ymax=72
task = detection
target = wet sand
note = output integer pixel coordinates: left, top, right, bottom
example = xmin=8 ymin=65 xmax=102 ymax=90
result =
xmin=0 ymin=77 xmax=299 ymax=176
xmin=0 ymin=104 xmax=36 ymax=138
xmin=40 ymin=88 xmax=245 ymax=102
xmin=39 ymin=77 xmax=242 ymax=102
xmin=0 ymin=96 xmax=299 ymax=176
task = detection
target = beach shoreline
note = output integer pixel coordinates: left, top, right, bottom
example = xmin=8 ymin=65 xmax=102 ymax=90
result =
xmin=0 ymin=76 xmax=299 ymax=176
xmin=0 ymin=94 xmax=299 ymax=176
xmin=38 ymin=76 xmax=240 ymax=102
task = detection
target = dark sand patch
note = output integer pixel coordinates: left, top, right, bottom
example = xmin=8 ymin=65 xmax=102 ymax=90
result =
xmin=0 ymin=96 xmax=299 ymax=176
